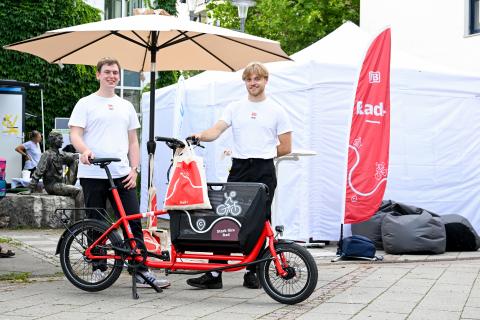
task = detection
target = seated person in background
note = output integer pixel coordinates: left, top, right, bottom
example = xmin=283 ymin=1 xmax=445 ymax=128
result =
xmin=28 ymin=132 xmax=84 ymax=212
xmin=15 ymin=130 xmax=42 ymax=176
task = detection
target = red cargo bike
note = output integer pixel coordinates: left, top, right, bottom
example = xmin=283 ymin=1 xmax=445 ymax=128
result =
xmin=55 ymin=137 xmax=318 ymax=304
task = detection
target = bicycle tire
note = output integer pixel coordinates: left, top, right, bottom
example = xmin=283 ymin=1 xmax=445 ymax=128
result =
xmin=59 ymin=219 xmax=124 ymax=292
xmin=230 ymin=204 xmax=242 ymax=216
xmin=216 ymin=204 xmax=228 ymax=216
xmin=258 ymin=243 xmax=318 ymax=304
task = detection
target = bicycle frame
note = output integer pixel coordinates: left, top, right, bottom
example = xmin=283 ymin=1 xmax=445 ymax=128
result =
xmin=83 ymin=166 xmax=288 ymax=276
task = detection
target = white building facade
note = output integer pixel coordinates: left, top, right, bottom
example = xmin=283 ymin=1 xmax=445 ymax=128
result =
xmin=361 ymin=0 xmax=480 ymax=75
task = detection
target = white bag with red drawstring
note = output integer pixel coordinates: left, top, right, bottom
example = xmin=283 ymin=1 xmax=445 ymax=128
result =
xmin=164 ymin=144 xmax=211 ymax=210
xmin=143 ymin=153 xmax=163 ymax=254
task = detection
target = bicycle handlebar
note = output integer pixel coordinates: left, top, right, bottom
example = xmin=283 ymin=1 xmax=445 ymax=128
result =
xmin=155 ymin=136 xmax=203 ymax=150
xmin=155 ymin=136 xmax=185 ymax=147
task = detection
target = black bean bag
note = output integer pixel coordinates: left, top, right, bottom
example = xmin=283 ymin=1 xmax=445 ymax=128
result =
xmin=440 ymin=214 xmax=480 ymax=251
xmin=351 ymin=200 xmax=392 ymax=249
xmin=381 ymin=202 xmax=446 ymax=254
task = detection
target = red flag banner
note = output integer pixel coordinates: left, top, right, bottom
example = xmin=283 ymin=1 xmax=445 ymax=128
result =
xmin=344 ymin=28 xmax=391 ymax=224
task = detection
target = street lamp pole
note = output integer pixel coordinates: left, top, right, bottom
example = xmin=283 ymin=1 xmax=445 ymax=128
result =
xmin=232 ymin=0 xmax=256 ymax=33
xmin=240 ymin=16 xmax=246 ymax=33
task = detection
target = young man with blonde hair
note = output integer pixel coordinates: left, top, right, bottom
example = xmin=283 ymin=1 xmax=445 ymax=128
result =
xmin=187 ymin=61 xmax=292 ymax=289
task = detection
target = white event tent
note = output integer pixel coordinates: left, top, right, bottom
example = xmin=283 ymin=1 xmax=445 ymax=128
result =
xmin=140 ymin=22 xmax=480 ymax=241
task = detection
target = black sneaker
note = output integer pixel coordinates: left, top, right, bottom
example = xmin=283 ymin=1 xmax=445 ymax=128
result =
xmin=186 ymin=272 xmax=223 ymax=289
xmin=243 ymin=272 xmax=260 ymax=289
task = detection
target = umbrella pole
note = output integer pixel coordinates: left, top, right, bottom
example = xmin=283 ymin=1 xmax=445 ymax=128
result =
xmin=147 ymin=31 xmax=158 ymax=188
xmin=41 ymin=89 xmax=45 ymax=151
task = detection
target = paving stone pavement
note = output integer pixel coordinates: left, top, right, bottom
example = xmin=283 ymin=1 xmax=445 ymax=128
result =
xmin=1 ymin=229 xmax=480 ymax=319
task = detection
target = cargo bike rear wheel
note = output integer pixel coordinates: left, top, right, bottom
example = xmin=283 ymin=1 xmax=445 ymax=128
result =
xmin=59 ymin=220 xmax=124 ymax=292
xmin=258 ymin=243 xmax=318 ymax=304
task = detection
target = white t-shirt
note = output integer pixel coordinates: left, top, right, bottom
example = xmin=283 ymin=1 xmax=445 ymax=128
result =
xmin=220 ymin=97 xmax=292 ymax=159
xmin=23 ymin=141 xmax=41 ymax=169
xmin=68 ymin=94 xmax=140 ymax=179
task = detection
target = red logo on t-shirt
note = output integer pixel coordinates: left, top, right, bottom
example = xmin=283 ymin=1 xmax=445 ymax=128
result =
xmin=107 ymin=104 xmax=114 ymax=110
xmin=250 ymin=112 xmax=257 ymax=119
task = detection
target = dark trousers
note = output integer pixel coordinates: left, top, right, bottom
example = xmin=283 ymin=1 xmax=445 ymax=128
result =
xmin=212 ymin=158 xmax=276 ymax=272
xmin=80 ymin=177 xmax=146 ymax=272
xmin=228 ymin=158 xmax=277 ymax=220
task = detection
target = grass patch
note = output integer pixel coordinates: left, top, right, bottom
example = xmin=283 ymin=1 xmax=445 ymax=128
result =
xmin=0 ymin=272 xmax=31 ymax=282
xmin=0 ymin=237 xmax=21 ymax=246
xmin=0 ymin=237 xmax=11 ymax=244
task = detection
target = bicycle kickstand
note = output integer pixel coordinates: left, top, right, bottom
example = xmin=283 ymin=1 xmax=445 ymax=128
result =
xmin=132 ymin=272 xmax=139 ymax=299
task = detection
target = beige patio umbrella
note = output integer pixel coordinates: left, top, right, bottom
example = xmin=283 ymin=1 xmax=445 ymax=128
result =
xmin=4 ymin=13 xmax=290 ymax=181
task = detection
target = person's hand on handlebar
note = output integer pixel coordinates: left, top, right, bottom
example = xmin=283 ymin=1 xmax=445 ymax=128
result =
xmin=189 ymin=133 xmax=202 ymax=142
xmin=80 ymin=149 xmax=94 ymax=165
xmin=187 ymin=134 xmax=204 ymax=148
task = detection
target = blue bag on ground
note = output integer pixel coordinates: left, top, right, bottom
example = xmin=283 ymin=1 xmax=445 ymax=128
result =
xmin=341 ymin=235 xmax=376 ymax=259
xmin=0 ymin=179 xmax=6 ymax=198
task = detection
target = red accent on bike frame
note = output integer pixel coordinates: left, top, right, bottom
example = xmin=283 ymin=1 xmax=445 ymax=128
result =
xmin=84 ymin=196 xmax=288 ymax=275
xmin=111 ymin=188 xmax=135 ymax=241
xmin=175 ymin=253 xmax=244 ymax=261
xmin=266 ymin=221 xmax=287 ymax=277
xmin=85 ymin=188 xmax=138 ymax=259
xmin=84 ymin=218 xmax=123 ymax=259
xmin=164 ymin=223 xmax=270 ymax=272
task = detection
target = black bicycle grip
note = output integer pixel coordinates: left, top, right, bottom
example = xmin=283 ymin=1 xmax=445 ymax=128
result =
xmin=154 ymin=136 xmax=185 ymax=148
xmin=186 ymin=136 xmax=204 ymax=148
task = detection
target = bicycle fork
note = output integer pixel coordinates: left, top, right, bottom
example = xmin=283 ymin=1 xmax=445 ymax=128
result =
xmin=265 ymin=222 xmax=288 ymax=277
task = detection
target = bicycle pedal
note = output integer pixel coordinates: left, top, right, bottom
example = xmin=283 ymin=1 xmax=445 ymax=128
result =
xmin=160 ymin=250 xmax=170 ymax=261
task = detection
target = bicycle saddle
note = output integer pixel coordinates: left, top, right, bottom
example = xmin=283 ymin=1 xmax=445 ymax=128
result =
xmin=90 ymin=158 xmax=121 ymax=165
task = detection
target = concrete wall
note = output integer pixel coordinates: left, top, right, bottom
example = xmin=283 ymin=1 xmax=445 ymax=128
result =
xmin=360 ymin=0 xmax=480 ymax=75
xmin=0 ymin=194 xmax=77 ymax=228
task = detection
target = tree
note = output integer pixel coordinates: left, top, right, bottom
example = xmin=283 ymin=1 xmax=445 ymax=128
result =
xmin=207 ymin=0 xmax=360 ymax=55
xmin=143 ymin=0 xmax=177 ymax=14
xmin=0 ymin=0 xmax=101 ymax=138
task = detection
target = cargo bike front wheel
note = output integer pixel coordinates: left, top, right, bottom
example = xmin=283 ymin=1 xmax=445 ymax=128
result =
xmin=258 ymin=243 xmax=318 ymax=305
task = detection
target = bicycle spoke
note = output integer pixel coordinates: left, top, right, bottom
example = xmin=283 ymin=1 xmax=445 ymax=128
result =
xmin=71 ymin=230 xmax=91 ymax=250
xmin=71 ymin=241 xmax=85 ymax=254
xmin=60 ymin=221 xmax=124 ymax=291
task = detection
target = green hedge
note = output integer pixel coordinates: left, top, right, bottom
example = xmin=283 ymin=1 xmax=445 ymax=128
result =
xmin=0 ymin=0 xmax=101 ymax=138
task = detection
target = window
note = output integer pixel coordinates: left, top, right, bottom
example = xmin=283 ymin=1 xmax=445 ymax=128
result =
xmin=115 ymin=88 xmax=141 ymax=113
xmin=122 ymin=89 xmax=141 ymax=109
xmin=105 ymin=0 xmax=122 ymax=19
xmin=126 ymin=0 xmax=143 ymax=16
xmin=123 ymin=70 xmax=141 ymax=88
xmin=471 ymin=0 xmax=480 ymax=34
